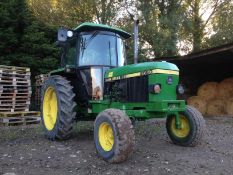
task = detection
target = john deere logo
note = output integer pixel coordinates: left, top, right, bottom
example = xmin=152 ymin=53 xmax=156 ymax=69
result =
xmin=108 ymin=72 xmax=113 ymax=78
xmin=167 ymin=76 xmax=173 ymax=85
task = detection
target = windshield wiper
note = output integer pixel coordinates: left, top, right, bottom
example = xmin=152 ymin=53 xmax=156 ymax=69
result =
xmin=80 ymin=31 xmax=99 ymax=57
xmin=81 ymin=31 xmax=99 ymax=49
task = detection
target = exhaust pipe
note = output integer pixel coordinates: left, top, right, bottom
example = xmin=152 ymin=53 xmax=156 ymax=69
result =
xmin=134 ymin=18 xmax=139 ymax=64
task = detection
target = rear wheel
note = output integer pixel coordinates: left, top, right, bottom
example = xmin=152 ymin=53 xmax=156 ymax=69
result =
xmin=166 ymin=105 xmax=205 ymax=146
xmin=41 ymin=75 xmax=76 ymax=140
xmin=94 ymin=109 xmax=135 ymax=163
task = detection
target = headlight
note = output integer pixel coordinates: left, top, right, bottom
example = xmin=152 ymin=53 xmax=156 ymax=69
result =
xmin=67 ymin=30 xmax=73 ymax=37
xmin=149 ymin=84 xmax=161 ymax=94
xmin=177 ymin=84 xmax=185 ymax=94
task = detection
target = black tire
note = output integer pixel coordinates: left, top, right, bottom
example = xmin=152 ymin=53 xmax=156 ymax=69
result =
xmin=166 ymin=105 xmax=206 ymax=146
xmin=94 ymin=109 xmax=135 ymax=163
xmin=41 ymin=75 xmax=76 ymax=140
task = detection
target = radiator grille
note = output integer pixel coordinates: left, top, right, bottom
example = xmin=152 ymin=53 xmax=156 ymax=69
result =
xmin=126 ymin=76 xmax=148 ymax=102
xmin=104 ymin=75 xmax=148 ymax=102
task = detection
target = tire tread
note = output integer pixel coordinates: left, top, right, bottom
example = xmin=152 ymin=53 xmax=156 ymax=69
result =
xmin=95 ymin=109 xmax=135 ymax=163
xmin=41 ymin=75 xmax=76 ymax=140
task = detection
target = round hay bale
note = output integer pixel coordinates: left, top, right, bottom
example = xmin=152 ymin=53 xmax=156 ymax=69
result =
xmin=187 ymin=96 xmax=207 ymax=115
xmin=225 ymin=98 xmax=233 ymax=115
xmin=206 ymin=99 xmax=226 ymax=116
xmin=222 ymin=77 xmax=233 ymax=83
xmin=197 ymin=82 xmax=218 ymax=101
xmin=218 ymin=81 xmax=233 ymax=98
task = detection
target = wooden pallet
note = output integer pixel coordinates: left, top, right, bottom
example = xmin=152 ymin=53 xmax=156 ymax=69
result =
xmin=0 ymin=103 xmax=30 ymax=112
xmin=0 ymin=104 xmax=30 ymax=108
xmin=0 ymin=86 xmax=32 ymax=93
xmin=0 ymin=65 xmax=31 ymax=113
xmin=0 ymin=79 xmax=30 ymax=85
xmin=0 ymin=95 xmax=31 ymax=99
xmin=0 ymin=92 xmax=31 ymax=97
xmin=0 ymin=65 xmax=30 ymax=72
xmin=0 ymin=103 xmax=29 ymax=107
xmin=0 ymin=84 xmax=31 ymax=88
xmin=0 ymin=97 xmax=31 ymax=103
xmin=0 ymin=116 xmax=41 ymax=126
xmin=0 ymin=100 xmax=30 ymax=105
xmin=0 ymin=111 xmax=40 ymax=117
xmin=0 ymin=76 xmax=30 ymax=82
xmin=0 ymin=72 xmax=30 ymax=79
xmin=0 ymin=108 xmax=29 ymax=112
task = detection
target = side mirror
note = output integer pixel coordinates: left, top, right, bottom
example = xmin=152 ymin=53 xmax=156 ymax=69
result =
xmin=58 ymin=27 xmax=74 ymax=42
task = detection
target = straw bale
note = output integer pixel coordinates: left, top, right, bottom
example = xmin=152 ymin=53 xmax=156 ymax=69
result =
xmin=187 ymin=96 xmax=207 ymax=115
xmin=225 ymin=98 xmax=233 ymax=115
xmin=206 ymin=99 xmax=226 ymax=116
xmin=197 ymin=82 xmax=218 ymax=101
xmin=218 ymin=81 xmax=233 ymax=98
xmin=222 ymin=77 xmax=233 ymax=83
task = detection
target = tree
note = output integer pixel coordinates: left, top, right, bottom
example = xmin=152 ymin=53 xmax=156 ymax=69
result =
xmin=182 ymin=0 xmax=231 ymax=52
xmin=26 ymin=0 xmax=126 ymax=26
xmin=0 ymin=0 xmax=59 ymax=78
xmin=137 ymin=0 xmax=185 ymax=58
xmin=204 ymin=2 xmax=233 ymax=48
xmin=0 ymin=0 xmax=25 ymax=57
xmin=92 ymin=0 xmax=123 ymax=25
xmin=26 ymin=0 xmax=94 ymax=28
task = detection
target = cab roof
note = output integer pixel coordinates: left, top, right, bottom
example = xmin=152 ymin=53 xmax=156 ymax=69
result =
xmin=73 ymin=22 xmax=131 ymax=39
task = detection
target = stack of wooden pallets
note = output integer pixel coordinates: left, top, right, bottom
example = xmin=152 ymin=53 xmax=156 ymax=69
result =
xmin=35 ymin=74 xmax=48 ymax=110
xmin=0 ymin=65 xmax=31 ymax=112
xmin=0 ymin=111 xmax=40 ymax=126
xmin=0 ymin=65 xmax=40 ymax=126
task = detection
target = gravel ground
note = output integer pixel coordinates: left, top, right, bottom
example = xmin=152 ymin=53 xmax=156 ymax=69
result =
xmin=0 ymin=116 xmax=233 ymax=175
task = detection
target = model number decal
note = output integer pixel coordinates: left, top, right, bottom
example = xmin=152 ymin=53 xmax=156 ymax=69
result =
xmin=105 ymin=69 xmax=179 ymax=82
xmin=108 ymin=72 xmax=113 ymax=78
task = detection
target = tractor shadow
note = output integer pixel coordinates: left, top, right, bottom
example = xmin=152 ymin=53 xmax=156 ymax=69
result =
xmin=72 ymin=121 xmax=94 ymax=141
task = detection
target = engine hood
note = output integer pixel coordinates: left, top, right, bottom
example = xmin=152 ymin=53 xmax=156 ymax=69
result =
xmin=105 ymin=61 xmax=179 ymax=80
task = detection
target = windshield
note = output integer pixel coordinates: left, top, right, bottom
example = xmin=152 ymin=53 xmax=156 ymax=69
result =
xmin=78 ymin=32 xmax=126 ymax=67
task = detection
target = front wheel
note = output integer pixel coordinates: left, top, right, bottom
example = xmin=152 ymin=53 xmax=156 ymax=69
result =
xmin=166 ymin=105 xmax=206 ymax=146
xmin=94 ymin=109 xmax=135 ymax=163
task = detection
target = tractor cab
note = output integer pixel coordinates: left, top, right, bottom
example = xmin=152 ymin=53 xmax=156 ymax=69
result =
xmin=55 ymin=23 xmax=131 ymax=102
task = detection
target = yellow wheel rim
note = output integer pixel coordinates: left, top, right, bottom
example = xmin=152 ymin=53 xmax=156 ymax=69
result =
xmin=171 ymin=115 xmax=190 ymax=138
xmin=98 ymin=122 xmax=114 ymax=151
xmin=43 ymin=86 xmax=58 ymax=131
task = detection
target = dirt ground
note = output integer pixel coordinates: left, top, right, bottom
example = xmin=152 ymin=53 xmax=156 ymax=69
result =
xmin=0 ymin=116 xmax=233 ymax=175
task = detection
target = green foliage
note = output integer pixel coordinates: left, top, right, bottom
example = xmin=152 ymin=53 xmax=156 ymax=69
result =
xmin=1 ymin=0 xmax=233 ymax=72
xmin=181 ymin=0 xmax=232 ymax=52
xmin=204 ymin=2 xmax=233 ymax=48
xmin=0 ymin=0 xmax=59 ymax=78
xmin=26 ymin=0 xmax=94 ymax=28
xmin=138 ymin=0 xmax=185 ymax=58
xmin=91 ymin=0 xmax=123 ymax=25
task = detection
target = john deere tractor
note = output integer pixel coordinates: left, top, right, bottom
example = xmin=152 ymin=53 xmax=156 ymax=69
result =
xmin=41 ymin=22 xmax=205 ymax=163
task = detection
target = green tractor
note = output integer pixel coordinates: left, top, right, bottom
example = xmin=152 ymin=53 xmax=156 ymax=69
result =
xmin=41 ymin=22 xmax=205 ymax=163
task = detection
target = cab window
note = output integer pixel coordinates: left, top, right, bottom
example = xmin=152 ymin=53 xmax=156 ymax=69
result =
xmin=64 ymin=39 xmax=76 ymax=65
